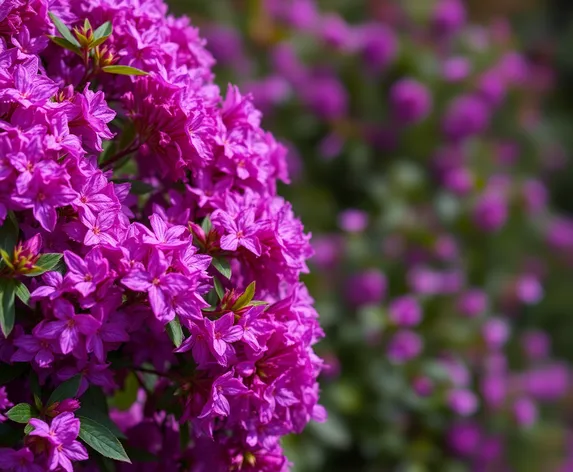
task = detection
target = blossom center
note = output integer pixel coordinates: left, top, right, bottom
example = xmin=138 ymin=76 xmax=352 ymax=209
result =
xmin=152 ymin=278 xmax=160 ymax=286
xmin=236 ymin=231 xmax=244 ymax=239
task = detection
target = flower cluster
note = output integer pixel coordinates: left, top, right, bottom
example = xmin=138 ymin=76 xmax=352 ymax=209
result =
xmin=200 ymin=0 xmax=572 ymax=471
xmin=0 ymin=0 xmax=323 ymax=470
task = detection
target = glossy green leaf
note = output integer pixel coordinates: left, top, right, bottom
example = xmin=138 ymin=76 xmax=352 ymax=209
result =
xmin=6 ymin=403 xmax=33 ymax=424
xmin=102 ymin=65 xmax=148 ymax=76
xmin=47 ymin=375 xmax=81 ymax=406
xmin=0 ymin=279 xmax=16 ymax=337
xmin=48 ymin=36 xmax=82 ymax=55
xmin=0 ymin=213 xmax=18 ymax=253
xmin=93 ymin=21 xmax=112 ymax=40
xmin=49 ymin=12 xmax=80 ymax=47
xmin=232 ymin=281 xmax=256 ymax=311
xmin=25 ymin=253 xmax=63 ymax=277
xmin=212 ymin=257 xmax=231 ymax=279
xmin=166 ymin=318 xmax=183 ymax=348
xmin=15 ymin=281 xmax=30 ymax=306
xmin=249 ymin=300 xmax=268 ymax=306
xmin=201 ymin=216 xmax=212 ymax=234
xmin=79 ymin=416 xmax=131 ymax=463
xmin=213 ymin=277 xmax=225 ymax=300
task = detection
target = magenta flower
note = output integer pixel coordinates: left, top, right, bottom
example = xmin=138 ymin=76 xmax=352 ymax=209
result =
xmin=238 ymin=305 xmax=268 ymax=353
xmin=176 ymin=320 xmax=211 ymax=366
xmin=68 ymin=87 xmax=115 ymax=152
xmin=199 ymin=371 xmax=249 ymax=419
xmin=11 ymin=333 xmax=56 ymax=367
xmin=80 ymin=210 xmax=117 ymax=246
xmin=35 ymin=299 xmax=100 ymax=355
xmin=64 ymin=248 xmax=109 ymax=297
xmin=12 ymin=178 xmax=77 ymax=232
xmin=388 ymin=296 xmax=422 ymax=327
xmin=389 ymin=78 xmax=432 ymax=125
xmin=73 ymin=173 xmax=116 ymax=218
xmin=0 ymin=64 xmax=58 ymax=108
xmin=387 ymin=330 xmax=423 ymax=364
xmin=448 ymin=389 xmax=479 ymax=416
xmin=0 ymin=386 xmax=12 ymax=423
xmin=86 ymin=314 xmax=129 ymax=363
xmin=46 ymin=113 xmax=83 ymax=156
xmin=140 ymin=214 xmax=188 ymax=250
xmin=30 ymin=271 xmax=65 ymax=301
xmin=205 ymin=312 xmax=243 ymax=364
xmin=0 ymin=447 xmax=43 ymax=472
xmin=122 ymin=248 xmax=188 ymax=322
xmin=28 ymin=412 xmax=88 ymax=472
xmin=211 ymin=208 xmax=262 ymax=256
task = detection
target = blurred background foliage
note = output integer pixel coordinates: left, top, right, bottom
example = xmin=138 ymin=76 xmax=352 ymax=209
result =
xmin=167 ymin=1 xmax=573 ymax=471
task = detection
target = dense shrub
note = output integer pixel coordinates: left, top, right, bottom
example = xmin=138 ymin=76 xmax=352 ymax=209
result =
xmin=0 ymin=1 xmax=323 ymax=470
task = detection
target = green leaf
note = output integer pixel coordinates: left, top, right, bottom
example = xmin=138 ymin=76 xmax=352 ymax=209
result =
xmin=6 ymin=403 xmax=33 ymax=424
xmin=0 ymin=249 xmax=12 ymax=268
xmin=102 ymin=65 xmax=148 ymax=76
xmin=77 ymin=387 xmax=127 ymax=440
xmin=232 ymin=281 xmax=256 ymax=311
xmin=0 ymin=213 xmax=19 ymax=253
xmin=25 ymin=253 xmax=63 ymax=277
xmin=48 ymin=12 xmax=80 ymax=47
xmin=0 ymin=363 xmax=26 ymax=385
xmin=213 ymin=277 xmax=225 ymax=301
xmin=249 ymin=300 xmax=268 ymax=306
xmin=79 ymin=416 xmax=131 ymax=463
xmin=0 ymin=279 xmax=16 ymax=338
xmin=166 ymin=318 xmax=183 ymax=348
xmin=212 ymin=257 xmax=231 ymax=279
xmin=93 ymin=21 xmax=112 ymax=41
xmin=14 ymin=281 xmax=30 ymax=306
xmin=33 ymin=394 xmax=43 ymax=412
xmin=201 ymin=216 xmax=212 ymax=234
xmin=24 ymin=423 xmax=33 ymax=434
xmin=84 ymin=18 xmax=92 ymax=31
xmin=47 ymin=375 xmax=81 ymax=406
xmin=48 ymin=36 xmax=82 ymax=55
xmin=109 ymin=373 xmax=138 ymax=411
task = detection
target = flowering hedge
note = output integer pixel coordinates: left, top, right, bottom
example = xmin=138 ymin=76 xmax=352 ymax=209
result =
xmin=194 ymin=0 xmax=573 ymax=471
xmin=0 ymin=1 xmax=325 ymax=470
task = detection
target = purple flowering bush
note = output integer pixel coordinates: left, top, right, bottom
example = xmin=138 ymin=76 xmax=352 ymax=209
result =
xmin=0 ymin=0 xmax=325 ymax=470
xmin=181 ymin=0 xmax=573 ymax=471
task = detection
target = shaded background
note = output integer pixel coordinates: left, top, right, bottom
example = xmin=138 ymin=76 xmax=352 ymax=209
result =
xmin=165 ymin=1 xmax=573 ymax=471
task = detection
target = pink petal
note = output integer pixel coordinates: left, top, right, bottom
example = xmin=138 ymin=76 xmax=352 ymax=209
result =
xmin=63 ymin=251 xmax=86 ymax=275
xmin=59 ymin=327 xmax=79 ymax=354
xmin=220 ymin=234 xmax=239 ymax=252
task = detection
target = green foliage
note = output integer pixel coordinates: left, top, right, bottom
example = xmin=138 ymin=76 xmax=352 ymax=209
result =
xmin=47 ymin=375 xmax=82 ymax=406
xmin=102 ymin=65 xmax=148 ymax=76
xmin=79 ymin=416 xmax=131 ymax=463
xmin=6 ymin=403 xmax=34 ymax=424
